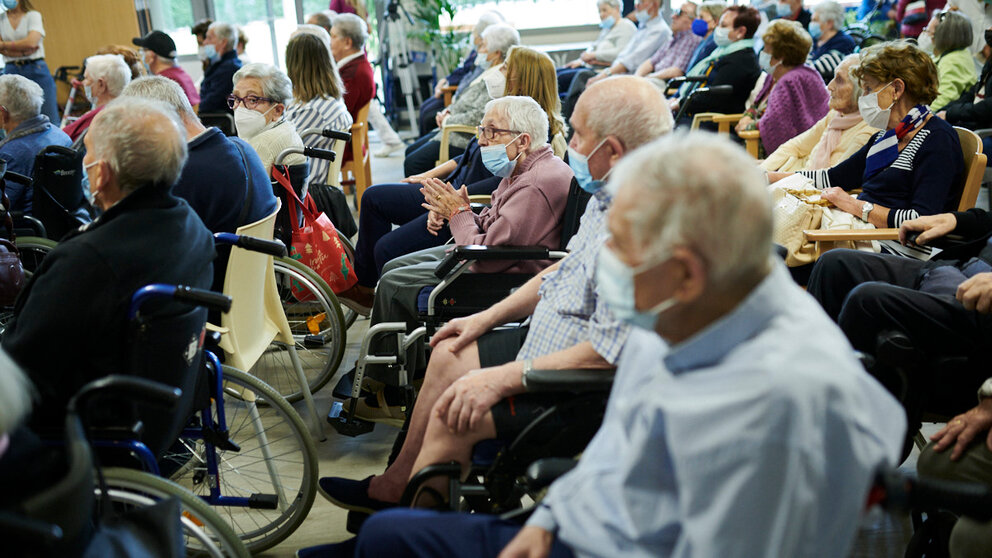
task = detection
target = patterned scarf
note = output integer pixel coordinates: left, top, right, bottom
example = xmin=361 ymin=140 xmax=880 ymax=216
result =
xmin=864 ymin=104 xmax=930 ymax=179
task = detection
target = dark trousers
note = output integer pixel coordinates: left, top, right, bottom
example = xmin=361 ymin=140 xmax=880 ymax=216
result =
xmin=353 ymin=509 xmax=576 ymax=558
xmin=418 ymin=96 xmax=444 ymax=137
xmin=403 ymin=134 xmax=465 ymax=177
xmin=562 ymin=69 xmax=596 ymax=125
xmin=556 ymin=67 xmax=586 ymax=97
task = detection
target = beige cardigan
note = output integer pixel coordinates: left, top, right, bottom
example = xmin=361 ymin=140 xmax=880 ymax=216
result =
xmin=760 ymin=111 xmax=878 ymax=172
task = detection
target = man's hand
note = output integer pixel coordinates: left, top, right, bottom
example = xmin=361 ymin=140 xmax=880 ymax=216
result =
xmin=930 ymin=398 xmax=992 ymax=460
xmin=579 ymin=51 xmax=596 ymax=64
xmin=426 ymin=210 xmax=445 ymax=236
xmin=957 ymin=272 xmax=992 ymax=313
xmin=498 ymin=526 xmax=555 ymax=558
xmin=430 ymin=313 xmax=492 ymax=352
xmin=898 ymin=213 xmax=957 ymax=246
xmin=434 ymin=367 xmax=509 ymax=433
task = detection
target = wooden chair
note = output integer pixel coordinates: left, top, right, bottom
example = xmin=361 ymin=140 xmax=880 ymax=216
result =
xmin=442 ymin=85 xmax=459 ymax=107
xmin=802 ymin=126 xmax=986 ymax=251
xmin=436 ymin=124 xmax=477 ymax=167
xmin=324 ymin=138 xmax=347 ymax=188
xmin=341 ymin=102 xmax=372 ymax=209
xmin=690 ymin=113 xmax=761 ymax=157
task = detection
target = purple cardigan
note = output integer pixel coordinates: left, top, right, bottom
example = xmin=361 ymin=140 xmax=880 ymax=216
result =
xmin=758 ymin=64 xmax=830 ymax=154
xmin=448 ymin=145 xmax=573 ymax=274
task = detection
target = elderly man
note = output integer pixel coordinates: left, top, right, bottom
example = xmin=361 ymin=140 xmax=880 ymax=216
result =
xmin=132 ymin=30 xmax=200 ymax=109
xmin=635 ymin=1 xmax=703 ymax=85
xmin=198 ymin=22 xmax=242 ymax=114
xmin=317 ymin=76 xmax=671 ymax=511
xmin=62 ymin=53 xmax=132 ymax=143
xmin=312 ymin=131 xmax=906 ymax=558
xmin=306 ymin=10 xmax=335 ymax=33
xmin=121 ymin=76 xmax=277 ymax=290
xmin=0 ymin=74 xmax=71 ymax=212
xmin=2 ymin=97 xmax=215 ymax=436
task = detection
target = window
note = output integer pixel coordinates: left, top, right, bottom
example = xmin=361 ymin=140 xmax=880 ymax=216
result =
xmin=445 ymin=0 xmax=601 ymax=30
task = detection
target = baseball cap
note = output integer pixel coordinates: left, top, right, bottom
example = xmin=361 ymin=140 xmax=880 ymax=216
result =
xmin=132 ymin=30 xmax=178 ymax=59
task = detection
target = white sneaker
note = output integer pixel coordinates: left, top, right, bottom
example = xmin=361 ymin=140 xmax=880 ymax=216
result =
xmin=374 ymin=142 xmax=405 ymax=158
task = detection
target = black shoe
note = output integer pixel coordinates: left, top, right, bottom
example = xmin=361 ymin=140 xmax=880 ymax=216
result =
xmin=317 ymin=475 xmax=396 ymax=514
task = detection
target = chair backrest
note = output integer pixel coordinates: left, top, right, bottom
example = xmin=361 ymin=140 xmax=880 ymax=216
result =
xmin=324 ymin=138 xmax=346 ymax=187
xmin=954 ymin=126 xmax=985 ymax=211
xmin=560 ymin=178 xmax=592 ymax=251
xmin=199 ymin=112 xmax=236 ymax=136
xmin=217 ymin=203 xmax=285 ymax=370
xmin=31 ymin=145 xmax=89 ymax=240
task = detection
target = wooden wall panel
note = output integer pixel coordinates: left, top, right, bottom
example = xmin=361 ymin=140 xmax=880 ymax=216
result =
xmin=27 ymin=0 xmax=140 ymax=105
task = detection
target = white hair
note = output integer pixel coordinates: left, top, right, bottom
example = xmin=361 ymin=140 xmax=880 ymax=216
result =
xmin=0 ymin=74 xmax=43 ymax=121
xmin=333 ymin=13 xmax=368 ymax=50
xmin=85 ymin=54 xmax=132 ymax=98
xmin=208 ymin=21 xmax=239 ymax=52
xmin=484 ymin=95 xmax=549 ymax=149
xmin=233 ymin=62 xmax=294 ymax=104
xmin=88 ymin=97 xmax=188 ymax=194
xmin=837 ymin=53 xmax=862 ymax=100
xmin=608 ymin=132 xmax=772 ymax=285
xmin=473 ymin=11 xmax=505 ymax=38
xmin=293 ymin=24 xmax=332 ymax=50
xmin=597 ymin=0 xmax=621 ymax=9
xmin=0 ymin=349 xmax=33 ymax=435
xmin=583 ymin=76 xmax=673 ymax=151
xmin=482 ymin=24 xmax=520 ymax=59
xmin=814 ymin=0 xmax=846 ymax=30
xmin=121 ymin=75 xmax=196 ymax=122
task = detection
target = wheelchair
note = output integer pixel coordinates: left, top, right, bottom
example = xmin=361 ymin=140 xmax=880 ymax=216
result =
xmin=0 ymin=373 xmax=249 ymax=558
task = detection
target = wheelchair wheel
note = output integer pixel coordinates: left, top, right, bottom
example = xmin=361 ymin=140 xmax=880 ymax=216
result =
xmin=255 ymin=257 xmax=346 ymax=402
xmin=100 ymin=467 xmax=250 ymax=558
xmin=162 ymin=365 xmax=318 ymax=553
xmin=14 ymin=236 xmax=56 ymax=276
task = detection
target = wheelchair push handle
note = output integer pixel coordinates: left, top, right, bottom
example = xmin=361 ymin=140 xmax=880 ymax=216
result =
xmin=300 ymin=127 xmax=352 ymax=142
xmin=667 ymin=75 xmax=708 ymax=87
xmin=874 ymin=468 xmax=992 ymax=522
xmin=67 ymin=375 xmax=182 ymax=416
xmin=214 ymin=232 xmax=288 ymax=257
xmin=303 ymin=146 xmax=337 ymax=161
xmin=128 ymin=284 xmax=232 ymax=320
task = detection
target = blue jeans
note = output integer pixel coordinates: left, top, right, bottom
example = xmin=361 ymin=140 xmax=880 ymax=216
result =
xmin=5 ymin=60 xmax=60 ymax=124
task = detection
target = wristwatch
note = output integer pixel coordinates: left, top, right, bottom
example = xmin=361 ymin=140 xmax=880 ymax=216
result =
xmin=978 ymin=378 xmax=992 ymax=402
xmin=861 ymin=202 xmax=874 ymax=222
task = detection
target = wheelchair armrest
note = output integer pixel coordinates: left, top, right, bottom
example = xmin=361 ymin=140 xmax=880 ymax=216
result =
xmin=525 ymin=458 xmax=578 ymax=492
xmin=433 ymin=245 xmax=554 ymax=279
xmin=524 ymin=368 xmax=616 ymax=392
xmin=974 ymin=128 xmax=992 ymax=139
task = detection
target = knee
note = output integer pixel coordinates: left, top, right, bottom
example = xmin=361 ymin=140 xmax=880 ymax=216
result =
xmin=355 ymin=509 xmax=431 ymax=557
xmin=917 ymin=442 xmax=956 ymax=479
xmin=426 ymin=339 xmax=470 ymax=384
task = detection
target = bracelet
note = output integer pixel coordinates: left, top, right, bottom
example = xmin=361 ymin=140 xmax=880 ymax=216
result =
xmin=449 ymin=204 xmax=470 ymax=220
xmin=521 ymin=358 xmax=533 ymax=390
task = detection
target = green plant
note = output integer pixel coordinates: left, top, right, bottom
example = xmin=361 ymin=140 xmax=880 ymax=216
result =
xmin=409 ymin=0 xmax=469 ymax=76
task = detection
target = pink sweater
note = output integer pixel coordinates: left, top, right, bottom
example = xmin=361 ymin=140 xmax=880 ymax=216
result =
xmin=448 ymin=145 xmax=573 ymax=274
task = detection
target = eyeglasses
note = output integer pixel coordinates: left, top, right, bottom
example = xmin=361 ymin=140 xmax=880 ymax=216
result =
xmin=476 ymin=125 xmax=522 ymax=141
xmin=226 ymin=94 xmax=277 ymax=110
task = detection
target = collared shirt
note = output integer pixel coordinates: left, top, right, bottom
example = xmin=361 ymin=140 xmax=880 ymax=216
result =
xmin=649 ymin=29 xmax=703 ymax=73
xmin=614 ymin=15 xmax=673 ymax=73
xmin=527 ymin=264 xmax=906 ymax=558
xmin=517 ymin=189 xmax=630 ymax=364
xmin=336 ymin=50 xmax=364 ymax=68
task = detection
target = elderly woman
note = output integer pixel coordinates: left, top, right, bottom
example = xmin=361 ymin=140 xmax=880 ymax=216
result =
xmin=927 ymin=11 xmax=977 ymax=112
xmin=230 ymin=63 xmax=305 ymax=172
xmin=735 ymin=19 xmax=829 ymax=155
xmin=402 ymin=23 xmax=520 ymax=177
xmin=938 ymin=26 xmax=992 ymax=145
xmin=769 ymin=41 xmax=964 ymax=232
xmin=62 ymin=53 xmax=132 ymax=143
xmin=761 ymin=55 xmax=878 ymax=172
xmin=558 ymin=0 xmax=636 ymax=92
xmin=0 ymin=75 xmax=71 ymax=212
xmin=285 ymin=31 xmax=352 ymax=186
xmin=683 ymin=1 xmax=726 ymax=73
xmin=808 ymin=1 xmax=856 ymax=83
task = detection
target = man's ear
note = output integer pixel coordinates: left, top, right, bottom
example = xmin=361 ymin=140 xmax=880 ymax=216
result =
xmin=671 ymin=247 xmax=708 ymax=304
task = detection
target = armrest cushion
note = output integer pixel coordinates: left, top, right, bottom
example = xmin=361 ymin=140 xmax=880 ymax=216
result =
xmin=803 ymin=229 xmax=900 ymax=242
xmin=434 ymin=245 xmax=553 ymax=278
xmin=525 ymin=368 xmax=616 ymax=392
xmin=525 ymin=458 xmax=578 ymax=492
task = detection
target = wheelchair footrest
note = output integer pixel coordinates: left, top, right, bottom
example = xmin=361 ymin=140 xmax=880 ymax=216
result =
xmin=327 ymin=401 xmax=376 ymax=437
xmin=248 ymin=493 xmax=279 ymax=510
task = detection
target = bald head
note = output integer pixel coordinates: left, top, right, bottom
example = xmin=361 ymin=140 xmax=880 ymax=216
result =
xmin=578 ymin=76 xmax=672 ymax=152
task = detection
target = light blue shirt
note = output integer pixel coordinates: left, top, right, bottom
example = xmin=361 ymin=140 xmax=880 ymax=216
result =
xmin=527 ymin=264 xmax=906 ymax=558
xmin=613 ymin=15 xmax=672 ymax=73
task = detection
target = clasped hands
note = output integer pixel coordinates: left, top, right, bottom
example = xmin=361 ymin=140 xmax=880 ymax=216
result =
xmin=419 ymin=177 xmax=469 ymax=236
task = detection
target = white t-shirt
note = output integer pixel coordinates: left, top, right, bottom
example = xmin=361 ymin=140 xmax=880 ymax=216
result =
xmin=0 ymin=10 xmax=45 ymax=63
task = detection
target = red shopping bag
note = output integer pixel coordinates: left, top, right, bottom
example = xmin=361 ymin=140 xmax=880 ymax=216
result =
xmin=273 ymin=167 xmax=358 ymax=296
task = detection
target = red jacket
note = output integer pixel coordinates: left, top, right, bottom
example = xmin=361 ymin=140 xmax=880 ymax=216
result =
xmin=339 ymin=53 xmax=375 ymax=122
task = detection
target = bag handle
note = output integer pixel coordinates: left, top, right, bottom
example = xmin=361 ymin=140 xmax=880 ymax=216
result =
xmin=272 ymin=165 xmax=319 ymax=232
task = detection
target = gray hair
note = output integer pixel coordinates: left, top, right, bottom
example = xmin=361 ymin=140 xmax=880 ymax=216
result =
xmin=608 ymin=132 xmax=772 ymax=285
xmin=232 ymin=62 xmax=294 ymax=104
xmin=0 ymin=74 xmax=43 ymax=121
xmin=0 ymin=349 xmax=34 ymax=435
xmin=85 ymin=54 xmax=132 ymax=98
xmin=307 ymin=11 xmax=332 ymax=32
xmin=935 ymin=10 xmax=973 ymax=56
xmin=473 ymin=11 xmax=506 ymax=39
xmin=208 ymin=22 xmax=239 ymax=52
xmin=813 ymin=0 xmax=845 ymax=30
xmin=121 ymin=75 xmax=196 ymax=122
xmin=597 ymin=0 xmax=622 ymax=9
xmin=293 ymin=23 xmax=332 ymax=50
xmin=484 ymin=95 xmax=549 ymax=149
xmin=88 ymin=97 xmax=188 ymax=194
xmin=584 ymin=76 xmax=673 ymax=152
xmin=482 ymin=23 xmax=520 ymax=60
xmin=333 ymin=13 xmax=368 ymax=50
xmin=837 ymin=53 xmax=862 ymax=100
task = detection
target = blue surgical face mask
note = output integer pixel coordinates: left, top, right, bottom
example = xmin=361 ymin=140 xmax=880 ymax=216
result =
xmin=635 ymin=9 xmax=651 ymax=23
xmin=1 ymin=0 xmax=18 ymax=10
xmin=600 ymin=15 xmax=616 ymax=29
xmin=808 ymin=21 xmax=822 ymax=40
xmin=759 ymin=50 xmax=779 ymax=73
xmin=691 ymin=18 xmax=709 ymax=36
xmin=714 ymin=26 xmax=732 ymax=47
xmin=83 ymin=84 xmax=96 ymax=105
xmin=480 ymin=134 xmax=523 ymax=178
xmin=776 ymin=2 xmax=793 ymax=17
xmin=567 ymin=137 xmax=609 ymax=193
xmin=199 ymin=43 xmax=219 ymax=63
xmin=477 ymin=55 xmax=492 ymax=70
xmin=596 ymin=245 xmax=678 ymax=331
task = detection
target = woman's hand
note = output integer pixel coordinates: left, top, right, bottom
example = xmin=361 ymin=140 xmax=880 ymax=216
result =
xmin=420 ymin=178 xmax=468 ymax=219
xmin=820 ymin=187 xmax=859 ymax=214
xmin=435 ymin=109 xmax=450 ymax=128
xmin=580 ymin=51 xmax=597 ymax=64
xmin=426 ymin=210 xmax=445 ymax=236
xmin=735 ymin=115 xmax=754 ymax=134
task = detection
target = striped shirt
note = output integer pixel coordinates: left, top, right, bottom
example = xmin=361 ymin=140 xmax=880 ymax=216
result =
xmin=517 ymin=189 xmax=631 ymax=364
xmin=286 ymin=96 xmax=354 ymax=185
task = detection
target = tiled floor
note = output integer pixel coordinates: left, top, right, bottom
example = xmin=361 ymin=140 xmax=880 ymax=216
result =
xmin=259 ymin=128 xmax=938 ymax=557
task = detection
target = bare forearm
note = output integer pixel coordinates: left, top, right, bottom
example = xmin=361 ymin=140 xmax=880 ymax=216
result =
xmin=425 ymin=159 xmax=457 ymax=180
xmin=2 ymin=32 xmax=42 ymax=49
xmin=496 ymin=341 xmax=612 ymax=398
